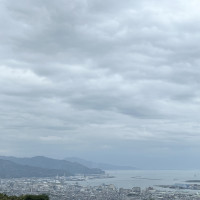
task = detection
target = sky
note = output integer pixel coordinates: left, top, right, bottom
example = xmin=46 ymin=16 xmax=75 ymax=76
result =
xmin=1 ymin=0 xmax=200 ymax=169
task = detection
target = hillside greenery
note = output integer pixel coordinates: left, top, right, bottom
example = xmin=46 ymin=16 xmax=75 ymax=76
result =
xmin=0 ymin=193 xmax=49 ymax=200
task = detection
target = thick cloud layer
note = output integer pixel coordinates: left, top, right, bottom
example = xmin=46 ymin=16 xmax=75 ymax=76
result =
xmin=1 ymin=0 xmax=200 ymax=168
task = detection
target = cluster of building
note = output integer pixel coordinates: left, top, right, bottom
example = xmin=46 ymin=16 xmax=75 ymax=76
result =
xmin=158 ymin=183 xmax=200 ymax=190
xmin=1 ymin=177 xmax=200 ymax=200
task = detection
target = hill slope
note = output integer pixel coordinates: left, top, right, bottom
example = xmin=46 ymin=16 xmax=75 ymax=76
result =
xmin=0 ymin=159 xmax=72 ymax=178
xmin=0 ymin=156 xmax=104 ymax=175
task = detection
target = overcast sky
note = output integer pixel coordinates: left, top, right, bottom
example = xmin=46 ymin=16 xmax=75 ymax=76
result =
xmin=1 ymin=0 xmax=200 ymax=169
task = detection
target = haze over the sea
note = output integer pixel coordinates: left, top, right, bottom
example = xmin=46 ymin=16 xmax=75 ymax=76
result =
xmin=1 ymin=0 xmax=200 ymax=169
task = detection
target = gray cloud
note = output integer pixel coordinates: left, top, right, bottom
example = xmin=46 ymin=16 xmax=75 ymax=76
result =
xmin=1 ymin=0 xmax=200 ymax=168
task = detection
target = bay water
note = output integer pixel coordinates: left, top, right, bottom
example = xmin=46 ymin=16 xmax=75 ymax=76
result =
xmin=73 ymin=170 xmax=200 ymax=190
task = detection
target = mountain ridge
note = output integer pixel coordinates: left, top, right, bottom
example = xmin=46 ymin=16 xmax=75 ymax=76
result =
xmin=0 ymin=159 xmax=72 ymax=178
xmin=65 ymin=157 xmax=137 ymax=170
xmin=0 ymin=156 xmax=104 ymax=178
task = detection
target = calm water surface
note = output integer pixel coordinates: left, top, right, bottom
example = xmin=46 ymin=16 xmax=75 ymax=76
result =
xmin=72 ymin=170 xmax=200 ymax=189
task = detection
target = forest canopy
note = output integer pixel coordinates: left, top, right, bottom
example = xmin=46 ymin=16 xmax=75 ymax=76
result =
xmin=0 ymin=193 xmax=49 ymax=200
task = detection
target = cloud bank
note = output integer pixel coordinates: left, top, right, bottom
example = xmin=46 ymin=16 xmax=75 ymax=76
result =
xmin=1 ymin=0 xmax=200 ymax=168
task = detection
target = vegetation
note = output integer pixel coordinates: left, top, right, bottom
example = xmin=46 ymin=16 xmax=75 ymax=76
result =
xmin=0 ymin=193 xmax=49 ymax=200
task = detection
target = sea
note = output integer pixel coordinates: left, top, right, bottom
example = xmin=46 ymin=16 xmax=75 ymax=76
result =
xmin=69 ymin=170 xmax=200 ymax=191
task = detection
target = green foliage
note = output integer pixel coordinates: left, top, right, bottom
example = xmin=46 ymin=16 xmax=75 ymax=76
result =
xmin=23 ymin=194 xmax=49 ymax=200
xmin=0 ymin=193 xmax=19 ymax=200
xmin=0 ymin=193 xmax=49 ymax=200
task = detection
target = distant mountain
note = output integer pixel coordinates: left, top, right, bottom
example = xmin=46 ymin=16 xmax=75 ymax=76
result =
xmin=65 ymin=157 xmax=137 ymax=170
xmin=0 ymin=156 xmax=104 ymax=175
xmin=0 ymin=159 xmax=72 ymax=178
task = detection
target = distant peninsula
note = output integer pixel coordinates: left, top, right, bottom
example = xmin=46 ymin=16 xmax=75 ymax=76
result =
xmin=186 ymin=180 xmax=200 ymax=183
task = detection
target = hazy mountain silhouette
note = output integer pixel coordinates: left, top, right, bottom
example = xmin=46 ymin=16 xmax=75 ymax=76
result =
xmin=65 ymin=157 xmax=137 ymax=170
xmin=0 ymin=156 xmax=104 ymax=175
xmin=0 ymin=159 xmax=72 ymax=178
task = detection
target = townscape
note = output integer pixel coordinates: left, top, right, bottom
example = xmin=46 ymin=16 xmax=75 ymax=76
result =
xmin=1 ymin=177 xmax=200 ymax=200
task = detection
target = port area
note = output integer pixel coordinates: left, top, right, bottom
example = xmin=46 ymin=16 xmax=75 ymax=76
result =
xmin=65 ymin=174 xmax=115 ymax=181
xmin=157 ymin=183 xmax=200 ymax=190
